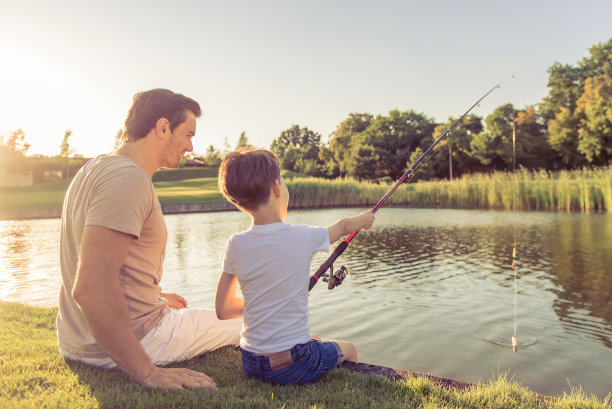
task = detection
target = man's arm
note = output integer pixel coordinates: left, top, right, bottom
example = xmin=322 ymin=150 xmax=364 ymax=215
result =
xmin=326 ymin=210 xmax=375 ymax=244
xmin=72 ymin=225 xmax=216 ymax=390
xmin=215 ymin=272 xmax=244 ymax=320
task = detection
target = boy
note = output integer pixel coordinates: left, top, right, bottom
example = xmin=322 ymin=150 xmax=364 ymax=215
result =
xmin=215 ymin=148 xmax=375 ymax=385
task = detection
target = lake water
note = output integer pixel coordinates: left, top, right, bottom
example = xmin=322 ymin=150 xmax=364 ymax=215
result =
xmin=1 ymin=208 xmax=611 ymax=398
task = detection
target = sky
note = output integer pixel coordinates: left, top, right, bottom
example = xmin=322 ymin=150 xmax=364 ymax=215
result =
xmin=0 ymin=0 xmax=611 ymax=158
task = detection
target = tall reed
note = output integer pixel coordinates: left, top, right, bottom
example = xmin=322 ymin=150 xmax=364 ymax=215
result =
xmin=286 ymin=166 xmax=611 ymax=213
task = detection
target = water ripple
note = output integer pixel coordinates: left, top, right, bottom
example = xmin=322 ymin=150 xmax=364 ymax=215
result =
xmin=2 ymin=209 xmax=612 ymax=397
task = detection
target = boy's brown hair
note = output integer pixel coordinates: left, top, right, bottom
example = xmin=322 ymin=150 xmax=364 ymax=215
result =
xmin=218 ymin=148 xmax=281 ymax=212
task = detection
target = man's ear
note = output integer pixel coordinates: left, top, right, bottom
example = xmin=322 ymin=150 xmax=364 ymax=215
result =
xmin=271 ymin=179 xmax=281 ymax=197
xmin=155 ymin=118 xmax=170 ymax=139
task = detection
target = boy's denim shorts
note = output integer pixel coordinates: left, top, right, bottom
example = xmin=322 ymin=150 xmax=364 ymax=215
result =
xmin=240 ymin=339 xmax=343 ymax=385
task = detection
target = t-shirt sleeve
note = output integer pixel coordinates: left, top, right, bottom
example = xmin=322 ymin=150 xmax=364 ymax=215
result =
xmin=85 ymin=167 xmax=153 ymax=239
xmin=309 ymin=226 xmax=330 ymax=254
xmin=221 ymin=236 xmax=236 ymax=275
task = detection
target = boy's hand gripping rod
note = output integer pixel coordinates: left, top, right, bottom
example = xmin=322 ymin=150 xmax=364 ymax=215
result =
xmin=309 ymin=76 xmax=514 ymax=291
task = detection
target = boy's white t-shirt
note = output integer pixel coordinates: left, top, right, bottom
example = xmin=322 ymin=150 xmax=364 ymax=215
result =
xmin=222 ymin=222 xmax=330 ymax=354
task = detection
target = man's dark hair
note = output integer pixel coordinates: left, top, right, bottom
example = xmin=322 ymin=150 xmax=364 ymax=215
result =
xmin=123 ymin=89 xmax=202 ymax=141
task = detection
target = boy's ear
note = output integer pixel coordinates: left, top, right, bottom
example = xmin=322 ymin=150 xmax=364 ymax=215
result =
xmin=271 ymin=179 xmax=281 ymax=197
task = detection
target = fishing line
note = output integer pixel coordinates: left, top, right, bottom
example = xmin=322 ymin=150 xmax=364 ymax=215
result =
xmin=309 ymin=76 xmax=515 ymax=291
xmin=511 ymin=107 xmax=519 ymax=352
xmin=474 ymin=105 xmax=538 ymax=351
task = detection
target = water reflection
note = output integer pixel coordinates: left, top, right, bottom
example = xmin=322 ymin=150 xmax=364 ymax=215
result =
xmin=1 ymin=221 xmax=32 ymax=271
xmin=1 ymin=209 xmax=611 ymax=397
xmin=547 ymin=215 xmax=612 ymax=348
xmin=0 ymin=219 xmax=60 ymax=304
xmin=172 ymin=217 xmax=188 ymax=271
xmin=346 ymin=212 xmax=612 ymax=341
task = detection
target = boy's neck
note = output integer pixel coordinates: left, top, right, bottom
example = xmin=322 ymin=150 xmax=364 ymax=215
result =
xmin=248 ymin=178 xmax=288 ymax=225
xmin=250 ymin=204 xmax=284 ymax=225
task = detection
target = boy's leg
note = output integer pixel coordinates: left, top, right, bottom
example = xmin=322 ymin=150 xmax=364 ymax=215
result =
xmin=331 ymin=339 xmax=358 ymax=363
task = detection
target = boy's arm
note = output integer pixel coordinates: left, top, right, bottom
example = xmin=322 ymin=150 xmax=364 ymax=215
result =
xmin=327 ymin=210 xmax=375 ymax=244
xmin=215 ymin=272 xmax=244 ymax=320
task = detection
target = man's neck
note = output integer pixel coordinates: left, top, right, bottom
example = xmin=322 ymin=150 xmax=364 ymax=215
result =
xmin=114 ymin=140 xmax=160 ymax=178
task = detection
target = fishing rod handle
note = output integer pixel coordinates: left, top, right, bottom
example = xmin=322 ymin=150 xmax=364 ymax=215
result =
xmin=308 ymin=241 xmax=348 ymax=291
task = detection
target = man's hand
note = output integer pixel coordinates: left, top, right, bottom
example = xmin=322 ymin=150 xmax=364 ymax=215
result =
xmin=142 ymin=367 xmax=217 ymax=391
xmin=161 ymin=292 xmax=187 ymax=309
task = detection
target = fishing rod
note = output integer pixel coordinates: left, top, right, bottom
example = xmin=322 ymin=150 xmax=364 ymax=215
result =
xmin=309 ymin=75 xmax=515 ymax=291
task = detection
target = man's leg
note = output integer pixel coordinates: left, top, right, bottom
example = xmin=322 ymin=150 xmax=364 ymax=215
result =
xmin=59 ymin=308 xmax=241 ymax=368
xmin=142 ymin=308 xmax=241 ymax=365
xmin=58 ymin=348 xmax=117 ymax=368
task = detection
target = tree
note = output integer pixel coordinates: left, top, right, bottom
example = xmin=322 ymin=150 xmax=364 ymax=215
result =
xmin=270 ymin=125 xmax=322 ymax=175
xmin=1 ymin=127 xmax=30 ymax=156
xmin=317 ymin=144 xmax=340 ymax=178
xmin=328 ymin=113 xmax=373 ymax=177
xmin=236 ymin=131 xmax=251 ymax=149
xmin=0 ymin=128 xmax=30 ymax=172
xmin=471 ymin=104 xmax=518 ymax=169
xmin=541 ymin=39 xmax=612 ymax=123
xmin=113 ymin=129 xmax=124 ymax=150
xmin=60 ymin=129 xmax=75 ymax=158
xmin=541 ymin=38 xmax=612 ymax=168
xmin=574 ymin=74 xmax=612 ymax=164
xmin=59 ymin=129 xmax=75 ymax=179
xmin=430 ymin=114 xmax=483 ymax=179
xmin=577 ymin=39 xmax=612 ymax=79
xmin=347 ymin=143 xmax=379 ymax=180
xmin=205 ymin=144 xmax=222 ymax=166
xmin=513 ymin=106 xmax=554 ymax=169
xmin=347 ymin=110 xmax=436 ymax=180
xmin=409 ymin=147 xmax=435 ymax=180
xmin=221 ymin=137 xmax=232 ymax=158
xmin=540 ymin=62 xmax=583 ymax=123
xmin=547 ymin=106 xmax=582 ymax=168
xmin=472 ymin=104 xmax=553 ymax=170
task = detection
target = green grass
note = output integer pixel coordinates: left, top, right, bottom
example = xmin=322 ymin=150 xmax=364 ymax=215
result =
xmin=152 ymin=167 xmax=220 ymax=182
xmin=153 ymin=177 xmax=224 ymax=204
xmin=285 ymin=166 xmax=612 ymax=213
xmin=1 ymin=301 xmax=609 ymax=408
xmin=0 ymin=179 xmax=72 ymax=210
xmin=1 ymin=167 xmax=611 ymax=213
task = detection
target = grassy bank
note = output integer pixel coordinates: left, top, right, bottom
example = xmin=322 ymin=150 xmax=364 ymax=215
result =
xmin=1 ymin=301 xmax=609 ymax=409
xmin=0 ymin=179 xmax=72 ymax=211
xmin=286 ymin=167 xmax=612 ymax=213
xmin=1 ymin=167 xmax=610 ymax=213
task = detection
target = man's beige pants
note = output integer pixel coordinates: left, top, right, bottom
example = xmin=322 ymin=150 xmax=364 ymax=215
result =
xmin=59 ymin=308 xmax=242 ymax=368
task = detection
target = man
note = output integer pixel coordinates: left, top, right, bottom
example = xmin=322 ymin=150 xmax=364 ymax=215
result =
xmin=56 ymin=89 xmax=241 ymax=391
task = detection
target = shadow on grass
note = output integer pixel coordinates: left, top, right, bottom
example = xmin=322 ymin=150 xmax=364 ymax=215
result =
xmin=63 ymin=346 xmax=248 ymax=408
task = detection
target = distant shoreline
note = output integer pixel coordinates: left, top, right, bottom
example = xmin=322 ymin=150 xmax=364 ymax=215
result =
xmin=0 ymin=202 xmax=239 ymax=221
xmin=2 ymin=166 xmax=610 ymax=220
xmin=0 ymin=201 xmax=394 ymax=221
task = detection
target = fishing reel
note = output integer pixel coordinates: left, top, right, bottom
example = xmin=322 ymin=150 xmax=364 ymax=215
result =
xmin=321 ymin=265 xmax=349 ymax=290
